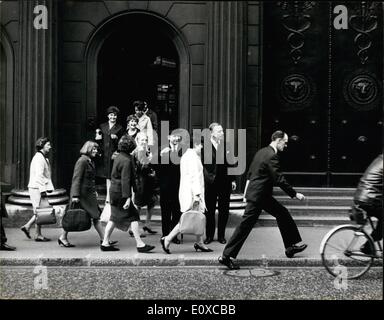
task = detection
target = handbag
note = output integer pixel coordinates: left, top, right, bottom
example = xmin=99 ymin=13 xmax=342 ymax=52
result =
xmin=62 ymin=201 xmax=92 ymax=232
xmin=35 ymin=196 xmax=57 ymax=225
xmin=179 ymin=202 xmax=206 ymax=236
xmin=100 ymin=203 xmax=111 ymax=224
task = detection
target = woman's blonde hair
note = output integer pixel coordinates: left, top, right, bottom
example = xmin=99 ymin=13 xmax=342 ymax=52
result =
xmin=135 ymin=132 xmax=148 ymax=145
xmin=79 ymin=141 xmax=99 ymax=156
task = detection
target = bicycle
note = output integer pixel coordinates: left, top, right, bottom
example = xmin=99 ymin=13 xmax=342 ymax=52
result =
xmin=320 ymin=206 xmax=383 ymax=279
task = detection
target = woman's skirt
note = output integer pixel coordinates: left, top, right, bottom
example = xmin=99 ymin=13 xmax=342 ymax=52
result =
xmin=110 ymin=198 xmax=140 ymax=231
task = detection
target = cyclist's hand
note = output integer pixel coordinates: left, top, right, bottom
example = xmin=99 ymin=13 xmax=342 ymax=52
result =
xmin=295 ymin=193 xmax=305 ymax=201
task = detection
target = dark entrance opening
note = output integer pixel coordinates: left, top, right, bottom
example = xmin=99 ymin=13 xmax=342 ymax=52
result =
xmin=97 ymin=15 xmax=179 ymax=135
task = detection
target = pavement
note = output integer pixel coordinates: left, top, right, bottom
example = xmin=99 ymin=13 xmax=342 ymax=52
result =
xmin=0 ymin=224 xmax=345 ymax=267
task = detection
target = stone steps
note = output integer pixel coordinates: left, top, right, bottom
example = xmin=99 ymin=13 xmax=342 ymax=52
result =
xmin=3 ymin=187 xmax=355 ymax=227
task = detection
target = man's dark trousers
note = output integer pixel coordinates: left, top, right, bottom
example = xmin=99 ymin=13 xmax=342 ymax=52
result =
xmin=205 ymin=178 xmax=231 ymax=240
xmin=223 ymin=197 xmax=302 ymax=259
xmin=160 ymin=196 xmax=181 ymax=236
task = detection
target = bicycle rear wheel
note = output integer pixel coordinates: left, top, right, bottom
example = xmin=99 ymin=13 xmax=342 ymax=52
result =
xmin=320 ymin=225 xmax=374 ymax=279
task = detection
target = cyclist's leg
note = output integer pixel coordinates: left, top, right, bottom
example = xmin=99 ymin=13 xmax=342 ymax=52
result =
xmin=369 ymin=207 xmax=382 ymax=242
xmin=358 ymin=204 xmax=382 ymax=254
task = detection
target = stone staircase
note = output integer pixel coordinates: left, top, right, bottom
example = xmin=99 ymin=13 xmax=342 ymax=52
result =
xmin=3 ymin=187 xmax=355 ymax=227
xmin=226 ymin=187 xmax=354 ymax=227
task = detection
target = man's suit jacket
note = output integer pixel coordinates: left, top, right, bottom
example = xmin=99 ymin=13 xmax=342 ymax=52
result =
xmin=202 ymin=139 xmax=235 ymax=186
xmin=157 ymin=145 xmax=183 ymax=201
xmin=245 ymin=146 xmax=296 ymax=202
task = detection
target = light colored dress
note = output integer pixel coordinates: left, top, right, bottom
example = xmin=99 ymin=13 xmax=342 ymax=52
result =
xmin=179 ymin=148 xmax=206 ymax=213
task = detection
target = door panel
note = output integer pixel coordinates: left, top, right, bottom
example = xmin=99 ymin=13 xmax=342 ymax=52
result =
xmin=262 ymin=1 xmax=383 ymax=187
xmin=330 ymin=1 xmax=383 ymax=186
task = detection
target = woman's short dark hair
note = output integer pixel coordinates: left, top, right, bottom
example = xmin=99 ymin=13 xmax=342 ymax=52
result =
xmin=126 ymin=114 xmax=139 ymax=123
xmin=118 ymin=135 xmax=136 ymax=153
xmin=80 ymin=141 xmax=99 ymax=156
xmin=133 ymin=100 xmax=145 ymax=112
xmin=106 ymin=106 xmax=120 ymax=116
xmin=271 ymin=130 xmax=286 ymax=141
xmin=35 ymin=137 xmax=50 ymax=151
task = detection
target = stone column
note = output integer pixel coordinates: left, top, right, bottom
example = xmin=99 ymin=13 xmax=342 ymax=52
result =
xmin=15 ymin=0 xmax=58 ymax=188
xmin=206 ymin=1 xmax=246 ymax=130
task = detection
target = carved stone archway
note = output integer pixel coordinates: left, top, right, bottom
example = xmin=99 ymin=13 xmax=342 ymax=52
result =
xmin=84 ymin=11 xmax=191 ymax=135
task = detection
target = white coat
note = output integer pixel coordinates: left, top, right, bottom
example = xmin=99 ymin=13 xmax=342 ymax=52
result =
xmin=179 ymin=148 xmax=206 ymax=213
xmin=27 ymin=152 xmax=54 ymax=192
xmin=137 ymin=114 xmax=154 ymax=146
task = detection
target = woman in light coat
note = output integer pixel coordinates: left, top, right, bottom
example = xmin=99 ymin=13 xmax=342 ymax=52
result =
xmin=134 ymin=101 xmax=154 ymax=147
xmin=21 ymin=137 xmax=54 ymax=241
xmin=160 ymin=137 xmax=212 ymax=253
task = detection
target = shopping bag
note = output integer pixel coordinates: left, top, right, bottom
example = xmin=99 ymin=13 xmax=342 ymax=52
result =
xmin=179 ymin=202 xmax=206 ymax=236
xmin=100 ymin=203 xmax=111 ymax=224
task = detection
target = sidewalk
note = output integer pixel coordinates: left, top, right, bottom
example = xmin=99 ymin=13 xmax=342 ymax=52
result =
xmin=0 ymin=225 xmax=337 ymax=267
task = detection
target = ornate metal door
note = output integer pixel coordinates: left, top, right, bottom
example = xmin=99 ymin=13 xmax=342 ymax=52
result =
xmin=262 ymin=1 xmax=383 ymax=187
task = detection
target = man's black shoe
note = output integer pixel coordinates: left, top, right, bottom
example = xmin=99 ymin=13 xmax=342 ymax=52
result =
xmin=285 ymin=244 xmax=307 ymax=258
xmin=137 ymin=244 xmax=155 ymax=253
xmin=218 ymin=238 xmax=227 ymax=244
xmin=0 ymin=243 xmax=16 ymax=251
xmin=204 ymin=237 xmax=213 ymax=245
xmin=360 ymin=242 xmax=374 ymax=255
xmin=100 ymin=245 xmax=120 ymax=251
xmin=218 ymin=256 xmax=240 ymax=270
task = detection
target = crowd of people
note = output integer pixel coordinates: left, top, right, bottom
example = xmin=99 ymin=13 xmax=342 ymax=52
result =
xmin=0 ymin=100 xmax=382 ymax=271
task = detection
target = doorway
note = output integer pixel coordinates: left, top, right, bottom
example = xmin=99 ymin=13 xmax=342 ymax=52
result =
xmin=96 ymin=14 xmax=180 ymax=137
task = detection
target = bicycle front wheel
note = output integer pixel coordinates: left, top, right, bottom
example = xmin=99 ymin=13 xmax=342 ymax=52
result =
xmin=320 ymin=225 xmax=374 ymax=279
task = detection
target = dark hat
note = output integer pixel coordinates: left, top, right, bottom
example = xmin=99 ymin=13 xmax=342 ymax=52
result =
xmin=106 ymin=106 xmax=120 ymax=115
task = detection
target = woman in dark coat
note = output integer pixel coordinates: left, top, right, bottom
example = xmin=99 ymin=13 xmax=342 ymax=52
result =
xmin=95 ymin=106 xmax=124 ymax=204
xmin=100 ymin=135 xmax=155 ymax=253
xmin=58 ymin=141 xmax=117 ymax=247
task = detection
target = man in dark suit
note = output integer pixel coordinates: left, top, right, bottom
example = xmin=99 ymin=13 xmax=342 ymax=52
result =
xmin=203 ymin=122 xmax=236 ymax=245
xmin=158 ymin=129 xmax=184 ymax=243
xmin=219 ymin=130 xmax=307 ymax=269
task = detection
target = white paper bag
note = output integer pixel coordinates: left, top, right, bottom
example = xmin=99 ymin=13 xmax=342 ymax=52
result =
xmin=100 ymin=203 xmax=111 ymax=224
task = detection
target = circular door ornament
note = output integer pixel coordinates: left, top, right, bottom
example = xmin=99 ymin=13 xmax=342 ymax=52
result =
xmin=343 ymin=71 xmax=381 ymax=111
xmin=278 ymin=73 xmax=315 ymax=111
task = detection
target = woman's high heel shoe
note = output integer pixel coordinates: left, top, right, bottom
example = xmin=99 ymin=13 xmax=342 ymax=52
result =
xmin=143 ymin=226 xmax=157 ymax=234
xmin=194 ymin=243 xmax=213 ymax=252
xmin=160 ymin=237 xmax=171 ymax=254
xmin=58 ymin=238 xmax=75 ymax=248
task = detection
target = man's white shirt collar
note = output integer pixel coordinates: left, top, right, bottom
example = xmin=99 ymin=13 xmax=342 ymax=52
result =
xmin=211 ymin=137 xmax=219 ymax=150
xmin=270 ymin=144 xmax=277 ymax=154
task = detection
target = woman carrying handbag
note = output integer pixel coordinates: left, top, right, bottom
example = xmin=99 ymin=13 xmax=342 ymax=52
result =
xmin=21 ymin=137 xmax=55 ymax=242
xmin=58 ymin=141 xmax=117 ymax=248
xmin=160 ymin=136 xmax=212 ymax=254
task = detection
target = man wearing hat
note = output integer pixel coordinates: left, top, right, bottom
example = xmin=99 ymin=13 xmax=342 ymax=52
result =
xmin=95 ymin=106 xmax=124 ymax=203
